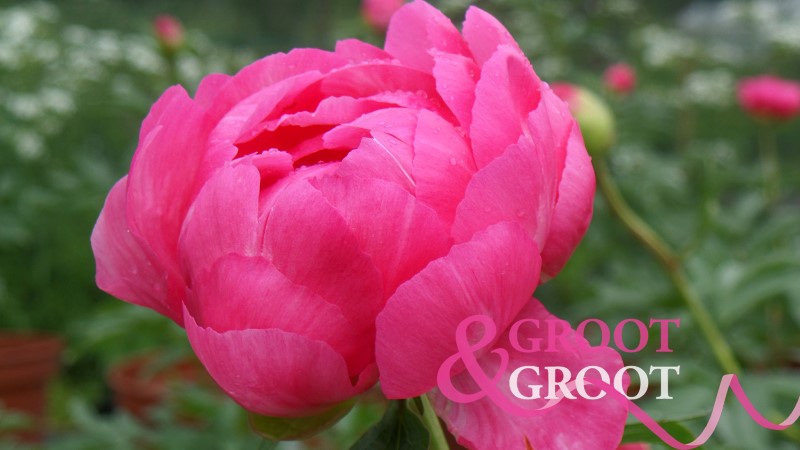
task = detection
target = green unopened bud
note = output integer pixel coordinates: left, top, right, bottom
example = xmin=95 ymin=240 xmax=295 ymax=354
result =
xmin=551 ymin=83 xmax=616 ymax=157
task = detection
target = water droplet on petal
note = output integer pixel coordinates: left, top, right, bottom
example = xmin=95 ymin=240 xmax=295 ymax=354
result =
xmin=449 ymin=157 xmax=457 ymax=166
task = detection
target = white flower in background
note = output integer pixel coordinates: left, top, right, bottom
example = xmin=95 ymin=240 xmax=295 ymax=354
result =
xmin=705 ymin=140 xmax=736 ymax=166
xmin=124 ymin=36 xmax=164 ymax=74
xmin=0 ymin=43 xmax=21 ymax=68
xmin=706 ymin=42 xmax=745 ymax=66
xmin=0 ymin=0 xmax=260 ymax=164
xmin=3 ymin=9 xmax=37 ymax=44
xmin=15 ymin=130 xmax=45 ymax=160
xmin=40 ymin=88 xmax=75 ymax=115
xmin=30 ymin=41 xmax=59 ymax=64
xmin=176 ymin=55 xmax=203 ymax=84
xmin=679 ymin=0 xmax=800 ymax=59
xmin=602 ymin=0 xmax=638 ymax=17
xmin=682 ymin=69 xmax=735 ymax=108
xmin=63 ymin=24 xmax=91 ymax=46
xmin=7 ymin=94 xmax=43 ymax=120
xmin=751 ymin=0 xmax=781 ymax=25
xmin=638 ymin=25 xmax=697 ymax=67
xmin=29 ymin=1 xmax=59 ymax=23
xmin=92 ymin=31 xmax=123 ymax=64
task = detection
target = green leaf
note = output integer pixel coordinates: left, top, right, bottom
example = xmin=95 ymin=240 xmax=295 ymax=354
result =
xmin=621 ymin=420 xmax=695 ymax=446
xmin=350 ymin=400 xmax=429 ymax=450
xmin=248 ymin=398 xmax=355 ymax=441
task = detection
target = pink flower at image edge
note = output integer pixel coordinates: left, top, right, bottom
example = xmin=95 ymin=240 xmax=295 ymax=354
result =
xmin=91 ymin=1 xmax=626 ymax=449
xmin=737 ymin=75 xmax=800 ymax=121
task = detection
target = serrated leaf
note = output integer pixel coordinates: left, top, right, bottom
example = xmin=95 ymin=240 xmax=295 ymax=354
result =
xmin=249 ymin=398 xmax=355 ymax=441
xmin=350 ymin=400 xmax=429 ymax=450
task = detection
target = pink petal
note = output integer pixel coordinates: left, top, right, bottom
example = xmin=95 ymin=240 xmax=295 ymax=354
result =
xmin=335 ymin=39 xmax=395 ymax=63
xmin=313 ymin=175 xmax=451 ymax=299
xmin=385 ymin=0 xmax=471 ymax=72
xmin=470 ymin=46 xmax=542 ymax=168
xmin=432 ymin=51 xmax=479 ymax=130
xmin=194 ymin=73 xmax=232 ymax=108
xmin=540 ymin=125 xmax=595 ymax=279
xmin=334 ymin=133 xmax=417 ymax=193
xmin=367 ymin=90 xmax=454 ymax=119
xmin=203 ymin=49 xmax=349 ymax=123
xmin=431 ymin=299 xmax=628 ymax=450
xmin=317 ymin=63 xmax=439 ymax=101
xmin=263 ymin=179 xmax=384 ymax=330
xmin=204 ymin=71 xmax=325 ymax=174
xmin=324 ymin=107 xmax=420 ymax=149
xmin=462 ymin=6 xmax=522 ymax=67
xmin=184 ymin=306 xmax=377 ymax=417
xmin=411 ymin=109 xmax=476 ymax=225
xmin=125 ymin=86 xmax=211 ymax=322
xmin=451 ymin=126 xmax=563 ymax=249
xmin=178 ymin=164 xmax=262 ymax=278
xmin=91 ymin=177 xmax=181 ymax=322
xmin=267 ymin=96 xmax=390 ymax=130
xmin=375 ymin=222 xmax=540 ymax=398
xmin=187 ymin=254 xmax=369 ymax=375
xmin=231 ymin=149 xmax=294 ymax=184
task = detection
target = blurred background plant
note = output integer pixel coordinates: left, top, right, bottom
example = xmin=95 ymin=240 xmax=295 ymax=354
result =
xmin=0 ymin=0 xmax=798 ymax=448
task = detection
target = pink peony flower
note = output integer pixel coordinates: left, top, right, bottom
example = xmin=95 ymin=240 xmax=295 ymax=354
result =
xmin=603 ymin=63 xmax=636 ymax=94
xmin=362 ymin=0 xmax=405 ymax=31
xmin=153 ymin=15 xmax=184 ymax=52
xmin=737 ymin=75 xmax=800 ymax=121
xmin=92 ymin=1 xmax=625 ymax=447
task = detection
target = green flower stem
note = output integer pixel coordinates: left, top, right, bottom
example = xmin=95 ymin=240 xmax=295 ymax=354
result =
xmin=420 ymin=394 xmax=449 ymax=450
xmin=758 ymin=124 xmax=780 ymax=203
xmin=596 ymin=158 xmax=741 ymax=375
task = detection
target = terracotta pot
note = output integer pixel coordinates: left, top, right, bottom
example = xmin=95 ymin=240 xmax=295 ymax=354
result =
xmin=0 ymin=332 xmax=63 ymax=441
xmin=107 ymin=353 xmax=217 ymax=423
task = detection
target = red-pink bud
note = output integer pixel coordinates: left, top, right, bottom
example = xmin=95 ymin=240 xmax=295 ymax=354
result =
xmin=362 ymin=0 xmax=404 ymax=31
xmin=604 ymin=63 xmax=637 ymax=95
xmin=737 ymin=75 xmax=800 ymax=121
xmin=154 ymin=15 xmax=184 ymax=53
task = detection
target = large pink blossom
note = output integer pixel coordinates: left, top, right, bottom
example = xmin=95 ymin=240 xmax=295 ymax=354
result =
xmin=92 ymin=1 xmax=624 ymax=447
xmin=737 ymin=75 xmax=800 ymax=121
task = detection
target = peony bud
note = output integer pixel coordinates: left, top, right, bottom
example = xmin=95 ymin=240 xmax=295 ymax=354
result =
xmin=362 ymin=0 xmax=405 ymax=31
xmin=604 ymin=63 xmax=637 ymax=95
xmin=552 ymin=83 xmax=616 ymax=157
xmin=737 ymin=75 xmax=800 ymax=122
xmin=153 ymin=15 xmax=184 ymax=54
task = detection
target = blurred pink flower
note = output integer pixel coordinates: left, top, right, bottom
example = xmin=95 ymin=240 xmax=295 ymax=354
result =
xmin=153 ymin=14 xmax=184 ymax=52
xmin=604 ymin=63 xmax=636 ymax=94
xmin=738 ymin=75 xmax=800 ymax=121
xmin=93 ymin=1 xmax=624 ymax=447
xmin=362 ymin=0 xmax=404 ymax=31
